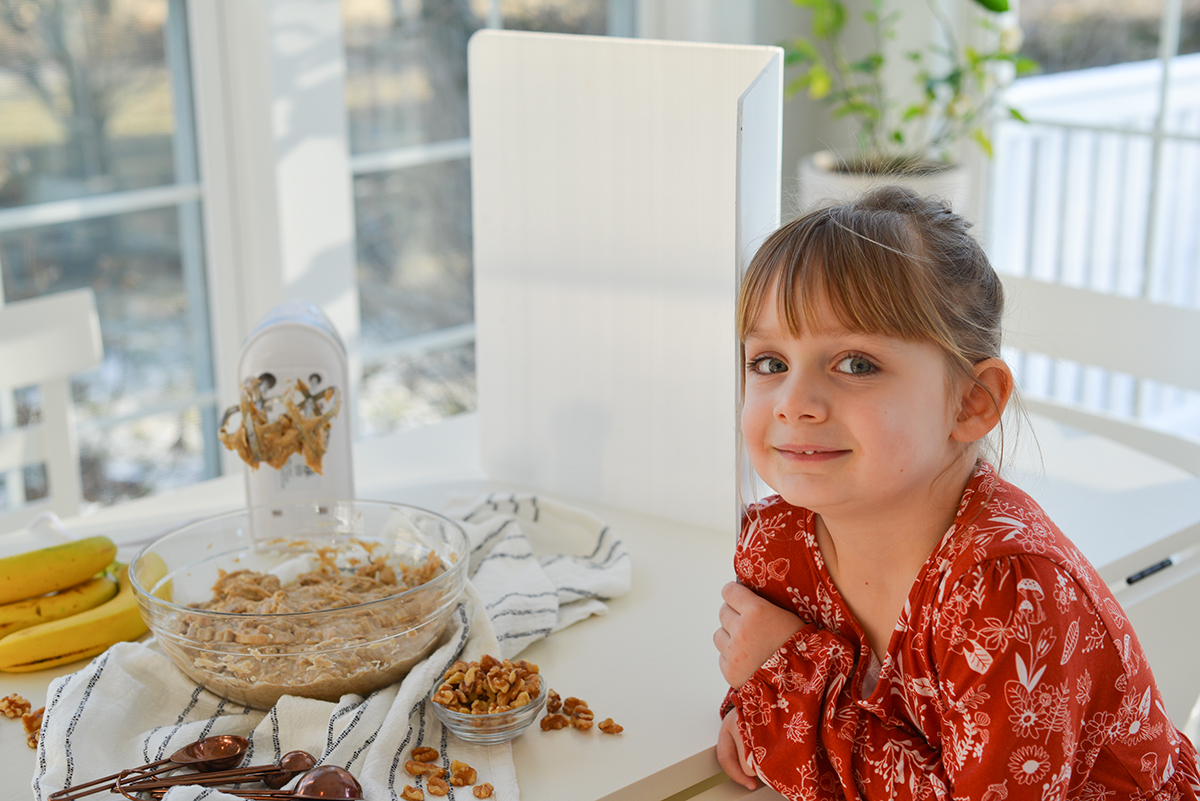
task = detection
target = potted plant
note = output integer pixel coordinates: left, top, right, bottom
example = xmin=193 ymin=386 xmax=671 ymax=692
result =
xmin=785 ymin=0 xmax=1038 ymax=210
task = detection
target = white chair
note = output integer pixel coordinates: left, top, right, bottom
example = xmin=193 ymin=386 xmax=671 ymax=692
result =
xmin=1001 ymin=273 xmax=1200 ymax=727
xmin=0 ymin=288 xmax=104 ymax=533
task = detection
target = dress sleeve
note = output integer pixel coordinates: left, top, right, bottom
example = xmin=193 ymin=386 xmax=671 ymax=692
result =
xmin=928 ymin=554 xmax=1176 ymax=797
xmin=729 ymin=624 xmax=859 ymax=793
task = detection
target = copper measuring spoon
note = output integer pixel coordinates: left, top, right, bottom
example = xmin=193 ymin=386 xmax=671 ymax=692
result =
xmin=116 ymin=765 xmax=362 ymax=801
xmin=49 ymin=735 xmax=250 ymax=801
xmin=225 ymin=766 xmax=363 ymax=800
xmin=116 ymin=750 xmax=317 ymax=794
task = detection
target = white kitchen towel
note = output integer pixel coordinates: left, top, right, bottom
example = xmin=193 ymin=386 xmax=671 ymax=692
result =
xmin=32 ymin=493 xmax=631 ymax=801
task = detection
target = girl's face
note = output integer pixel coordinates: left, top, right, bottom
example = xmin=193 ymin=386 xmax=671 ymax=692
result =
xmin=740 ymin=285 xmax=968 ymax=522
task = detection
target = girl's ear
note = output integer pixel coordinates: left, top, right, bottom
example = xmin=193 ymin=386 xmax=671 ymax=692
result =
xmin=951 ymin=358 xmax=1014 ymax=443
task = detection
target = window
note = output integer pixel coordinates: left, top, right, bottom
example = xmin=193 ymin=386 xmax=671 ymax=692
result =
xmin=0 ymin=0 xmax=633 ymax=519
xmin=0 ymin=0 xmax=217 ymax=514
xmin=342 ymin=0 xmax=618 ymax=438
xmin=991 ymin=0 xmax=1200 ymax=434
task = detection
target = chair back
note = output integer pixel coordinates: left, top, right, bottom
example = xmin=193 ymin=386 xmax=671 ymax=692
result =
xmin=1001 ymin=273 xmax=1200 ymax=476
xmin=0 ymin=288 xmax=104 ymax=532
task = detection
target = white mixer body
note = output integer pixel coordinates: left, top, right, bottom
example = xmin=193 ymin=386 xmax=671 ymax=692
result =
xmin=236 ymin=301 xmax=355 ymax=510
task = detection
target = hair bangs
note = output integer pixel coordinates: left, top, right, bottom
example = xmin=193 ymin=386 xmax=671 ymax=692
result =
xmin=746 ymin=212 xmax=948 ymax=349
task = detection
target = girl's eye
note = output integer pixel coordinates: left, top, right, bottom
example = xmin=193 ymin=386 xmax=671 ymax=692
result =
xmin=835 ymin=355 xmax=876 ymax=375
xmin=748 ymin=356 xmax=787 ymax=375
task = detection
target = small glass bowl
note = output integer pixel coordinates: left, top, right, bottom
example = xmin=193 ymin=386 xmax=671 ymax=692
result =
xmin=430 ymin=684 xmax=548 ymax=745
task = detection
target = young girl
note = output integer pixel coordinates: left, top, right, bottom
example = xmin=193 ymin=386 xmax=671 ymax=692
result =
xmin=714 ymin=186 xmax=1200 ymax=799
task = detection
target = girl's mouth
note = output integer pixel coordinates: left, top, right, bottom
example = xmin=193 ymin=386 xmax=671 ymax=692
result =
xmin=776 ymin=446 xmax=847 ymax=461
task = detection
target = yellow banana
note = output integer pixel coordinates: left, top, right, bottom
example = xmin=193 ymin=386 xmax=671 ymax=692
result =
xmin=0 ymin=558 xmax=168 ymax=673
xmin=0 ymin=536 xmax=118 ymax=605
xmin=0 ymin=574 xmax=118 ymax=637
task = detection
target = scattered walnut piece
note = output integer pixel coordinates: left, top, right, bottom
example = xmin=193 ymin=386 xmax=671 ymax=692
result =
xmin=404 ymin=760 xmax=446 ymax=780
xmin=0 ymin=694 xmax=32 ymax=718
xmin=473 ymin=783 xmax=495 ymax=798
xmin=432 ymin=655 xmax=541 ymax=715
xmin=411 ymin=746 xmax=439 ymax=763
xmin=427 ymin=776 xmax=450 ymax=796
xmin=400 ymin=785 xmax=424 ymax=801
xmin=598 ymin=718 xmax=623 ymax=734
xmin=540 ymin=688 xmax=624 ymax=737
xmin=23 ymin=707 xmax=44 ymax=748
xmin=2 ymin=695 xmax=42 ymax=749
xmin=449 ymin=760 xmax=477 ymax=786
xmin=540 ymin=713 xmax=569 ymax=731
xmin=564 ymin=698 xmax=595 ymax=731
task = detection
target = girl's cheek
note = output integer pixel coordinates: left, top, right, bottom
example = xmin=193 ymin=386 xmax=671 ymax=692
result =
xmin=740 ymin=394 xmax=769 ymax=436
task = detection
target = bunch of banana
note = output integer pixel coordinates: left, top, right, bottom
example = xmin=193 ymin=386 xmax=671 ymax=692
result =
xmin=0 ymin=536 xmax=170 ymax=672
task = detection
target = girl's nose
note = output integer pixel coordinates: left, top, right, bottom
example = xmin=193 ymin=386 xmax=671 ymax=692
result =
xmin=773 ymin=371 xmax=827 ymax=422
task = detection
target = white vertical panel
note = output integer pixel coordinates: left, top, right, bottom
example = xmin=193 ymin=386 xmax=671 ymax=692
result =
xmin=469 ymin=31 xmax=782 ymax=531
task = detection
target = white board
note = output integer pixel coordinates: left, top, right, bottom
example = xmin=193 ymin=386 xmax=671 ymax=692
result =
xmin=469 ymin=31 xmax=781 ymax=531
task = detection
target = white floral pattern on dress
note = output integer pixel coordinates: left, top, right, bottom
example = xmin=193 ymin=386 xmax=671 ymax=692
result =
xmin=722 ymin=463 xmax=1200 ymax=800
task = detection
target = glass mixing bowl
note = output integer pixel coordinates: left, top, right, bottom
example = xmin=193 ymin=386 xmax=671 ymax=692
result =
xmin=131 ymin=500 xmax=468 ymax=710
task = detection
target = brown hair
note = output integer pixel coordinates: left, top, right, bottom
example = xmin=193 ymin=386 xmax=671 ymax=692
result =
xmin=739 ymin=185 xmax=1004 ymax=396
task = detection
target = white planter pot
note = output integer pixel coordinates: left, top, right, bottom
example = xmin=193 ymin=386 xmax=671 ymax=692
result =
xmin=796 ymin=150 xmax=972 ymax=218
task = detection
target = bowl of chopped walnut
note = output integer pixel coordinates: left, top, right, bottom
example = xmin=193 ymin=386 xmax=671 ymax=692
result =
xmin=430 ymin=655 xmax=547 ymax=744
xmin=132 ymin=500 xmax=469 ymax=710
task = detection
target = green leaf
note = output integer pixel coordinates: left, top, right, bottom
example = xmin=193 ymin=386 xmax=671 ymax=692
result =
xmin=970 ymin=0 xmax=1009 ymax=11
xmin=806 ymin=65 xmax=833 ymax=99
xmin=783 ymin=37 xmax=820 ymax=65
xmin=1009 ymin=107 xmax=1030 ymax=123
xmin=810 ymin=0 xmax=846 ymax=39
xmin=971 ymin=128 xmax=994 ymax=158
xmin=849 ymin=54 xmax=883 ymax=74
xmin=833 ymin=101 xmax=879 ymax=121
xmin=1015 ymin=56 xmax=1040 ymax=75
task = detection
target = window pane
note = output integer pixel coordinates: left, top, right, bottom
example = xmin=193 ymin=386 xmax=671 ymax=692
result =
xmin=355 ymin=160 xmax=473 ymax=348
xmin=359 ymin=343 xmax=476 ymax=438
xmin=0 ymin=204 xmax=217 ymax=503
xmin=81 ymin=408 xmax=211 ymax=506
xmin=1183 ymin=0 xmax=1200 ymax=57
xmin=343 ymin=0 xmax=480 ymax=154
xmin=344 ymin=0 xmax=616 ymax=439
xmin=1020 ymin=0 xmax=1166 ymax=75
xmin=0 ymin=1 xmax=214 ymax=509
xmin=501 ymin=0 xmax=609 ymax=34
xmin=0 ymin=1 xmax=182 ymax=208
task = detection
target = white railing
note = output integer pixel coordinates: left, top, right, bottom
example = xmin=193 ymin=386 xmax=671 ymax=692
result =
xmin=989 ymin=54 xmax=1200 ymax=437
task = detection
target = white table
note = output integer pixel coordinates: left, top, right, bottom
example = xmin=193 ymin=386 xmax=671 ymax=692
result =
xmin=1 ymin=414 xmax=736 ymax=801
xmin=4 ymin=411 xmax=1200 ymax=801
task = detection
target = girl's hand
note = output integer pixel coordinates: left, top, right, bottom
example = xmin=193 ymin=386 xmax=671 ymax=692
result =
xmin=716 ymin=708 xmax=757 ymax=790
xmin=714 ymin=581 xmax=804 ymax=688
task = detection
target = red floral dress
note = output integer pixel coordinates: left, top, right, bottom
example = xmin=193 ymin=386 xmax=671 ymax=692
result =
xmin=723 ymin=462 xmax=1200 ymax=800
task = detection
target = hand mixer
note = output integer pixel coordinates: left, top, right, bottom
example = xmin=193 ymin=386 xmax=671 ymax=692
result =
xmin=218 ymin=301 xmax=354 ymax=512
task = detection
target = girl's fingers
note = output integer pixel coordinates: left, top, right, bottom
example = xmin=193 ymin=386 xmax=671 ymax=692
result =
xmin=721 ymin=580 xmax=749 ymax=607
xmin=717 ymin=601 xmax=736 ymax=631
xmin=716 ymin=710 xmax=757 ymax=790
